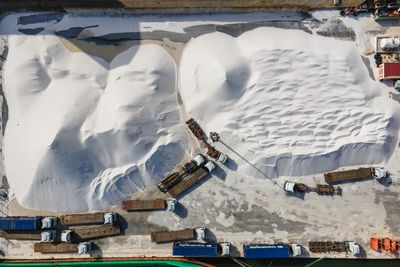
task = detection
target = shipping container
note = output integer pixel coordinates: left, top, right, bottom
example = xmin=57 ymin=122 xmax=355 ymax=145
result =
xmin=173 ymin=242 xmax=217 ymax=257
xmin=243 ymin=244 xmax=290 ymax=259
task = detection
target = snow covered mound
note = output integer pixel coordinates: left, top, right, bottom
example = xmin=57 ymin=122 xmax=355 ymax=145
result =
xmin=3 ymin=35 xmax=187 ymax=211
xmin=180 ymin=28 xmax=400 ymax=178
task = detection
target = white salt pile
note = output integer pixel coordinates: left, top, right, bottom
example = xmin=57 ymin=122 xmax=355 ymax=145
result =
xmin=180 ymin=27 xmax=400 ymax=178
xmin=3 ymin=34 xmax=187 ymax=211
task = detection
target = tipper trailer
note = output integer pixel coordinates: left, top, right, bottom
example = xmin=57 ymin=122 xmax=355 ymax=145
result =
xmin=59 ymin=212 xmax=116 ymax=226
xmin=151 ymin=227 xmax=205 ymax=243
xmin=243 ymin=244 xmax=301 ymax=259
xmin=324 ymin=167 xmax=387 ymax=184
xmin=0 ymin=230 xmax=42 ymax=240
xmin=122 ymin=198 xmax=176 ymax=212
xmin=283 ymin=181 xmax=342 ymax=196
xmin=309 ymin=241 xmax=360 ymax=255
xmin=0 ymin=216 xmax=57 ymax=230
xmin=34 ymin=241 xmax=92 ymax=254
xmin=61 ymin=225 xmax=121 ymax=243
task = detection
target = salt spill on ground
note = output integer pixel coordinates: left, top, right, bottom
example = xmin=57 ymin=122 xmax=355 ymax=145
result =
xmin=180 ymin=27 xmax=400 ymax=178
xmin=3 ymin=34 xmax=187 ymax=211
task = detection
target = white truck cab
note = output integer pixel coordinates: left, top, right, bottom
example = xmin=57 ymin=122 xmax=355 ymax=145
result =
xmin=372 ymin=167 xmax=387 ymax=180
xmin=290 ymin=243 xmax=302 ymax=257
xmin=41 ymin=217 xmax=58 ymax=229
xmin=193 ymin=155 xmax=206 ymax=166
xmin=283 ymin=181 xmax=296 ymax=193
xmin=61 ymin=230 xmax=73 ymax=243
xmin=41 ymin=230 xmax=56 ymax=242
xmin=195 ymin=227 xmax=206 ymax=241
xmin=347 ymin=241 xmax=360 ymax=255
xmin=220 ymin=242 xmax=231 ymax=256
xmin=104 ymin=212 xmax=117 ymax=224
xmin=218 ymin=153 xmax=228 ymax=164
xmin=166 ymin=198 xmax=177 ymax=212
xmin=204 ymin=161 xmax=216 ymax=173
xmin=78 ymin=242 xmax=92 ymax=255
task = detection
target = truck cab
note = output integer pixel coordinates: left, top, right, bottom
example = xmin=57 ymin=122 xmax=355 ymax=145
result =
xmin=61 ymin=230 xmax=73 ymax=243
xmin=166 ymin=199 xmax=177 ymax=212
xmin=195 ymin=227 xmax=206 ymax=241
xmin=204 ymin=161 xmax=216 ymax=173
xmin=217 ymin=153 xmax=228 ymax=164
xmin=41 ymin=217 xmax=58 ymax=229
xmin=290 ymin=243 xmax=302 ymax=257
xmin=283 ymin=181 xmax=296 ymax=193
xmin=78 ymin=242 xmax=92 ymax=255
xmin=347 ymin=241 xmax=360 ymax=255
xmin=372 ymin=167 xmax=387 ymax=180
xmin=193 ymin=155 xmax=206 ymax=166
xmin=41 ymin=230 xmax=56 ymax=242
xmin=219 ymin=242 xmax=231 ymax=256
xmin=104 ymin=212 xmax=117 ymax=224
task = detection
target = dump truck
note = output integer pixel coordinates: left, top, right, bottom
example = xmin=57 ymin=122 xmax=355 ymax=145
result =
xmin=157 ymin=155 xmax=206 ymax=193
xmin=243 ymin=244 xmax=302 ymax=259
xmin=0 ymin=216 xmax=57 ymax=230
xmin=324 ymin=167 xmax=387 ymax=184
xmin=309 ymin=241 xmax=360 ymax=255
xmin=61 ymin=225 xmax=121 ymax=243
xmin=370 ymin=237 xmax=399 ymax=253
xmin=122 ymin=198 xmax=176 ymax=212
xmin=167 ymin=161 xmax=215 ymax=198
xmin=283 ymin=181 xmax=342 ymax=196
xmin=206 ymin=144 xmax=228 ymax=164
xmin=59 ymin=212 xmax=117 ymax=226
xmin=151 ymin=227 xmax=205 ymax=243
xmin=34 ymin=241 xmax=92 ymax=254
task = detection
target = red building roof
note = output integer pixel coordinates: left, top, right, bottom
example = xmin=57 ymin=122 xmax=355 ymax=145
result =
xmin=378 ymin=62 xmax=400 ymax=80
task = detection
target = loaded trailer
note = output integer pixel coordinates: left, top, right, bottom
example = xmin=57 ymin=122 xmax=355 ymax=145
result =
xmin=283 ymin=181 xmax=342 ymax=196
xmin=61 ymin=225 xmax=121 ymax=243
xmin=0 ymin=216 xmax=57 ymax=230
xmin=34 ymin=242 xmax=92 ymax=254
xmin=151 ymin=227 xmax=205 ymax=243
xmin=243 ymin=243 xmax=302 ymax=259
xmin=122 ymin=198 xmax=176 ymax=212
xmin=59 ymin=212 xmax=116 ymax=226
xmin=0 ymin=230 xmax=56 ymax=242
xmin=309 ymin=241 xmax=360 ymax=255
xmin=370 ymin=237 xmax=400 ymax=253
xmin=324 ymin=167 xmax=387 ymax=184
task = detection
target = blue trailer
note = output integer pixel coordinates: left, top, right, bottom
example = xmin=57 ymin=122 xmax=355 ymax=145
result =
xmin=0 ymin=217 xmax=41 ymax=230
xmin=243 ymin=244 xmax=290 ymax=259
xmin=173 ymin=242 xmax=217 ymax=257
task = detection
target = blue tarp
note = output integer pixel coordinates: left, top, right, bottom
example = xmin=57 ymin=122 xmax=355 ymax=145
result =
xmin=243 ymin=244 xmax=290 ymax=259
xmin=173 ymin=242 xmax=217 ymax=257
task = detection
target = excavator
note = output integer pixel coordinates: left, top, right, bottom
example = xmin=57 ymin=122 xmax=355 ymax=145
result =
xmin=370 ymin=237 xmax=399 ymax=253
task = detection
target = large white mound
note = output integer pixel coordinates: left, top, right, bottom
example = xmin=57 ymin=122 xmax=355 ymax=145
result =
xmin=3 ymin=35 xmax=187 ymax=211
xmin=180 ymin=28 xmax=400 ymax=178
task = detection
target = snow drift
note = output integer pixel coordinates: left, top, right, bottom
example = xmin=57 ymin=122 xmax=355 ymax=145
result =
xmin=3 ymin=35 xmax=187 ymax=211
xmin=180 ymin=28 xmax=400 ymax=178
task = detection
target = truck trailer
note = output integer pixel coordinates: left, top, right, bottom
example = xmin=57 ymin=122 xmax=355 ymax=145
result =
xmin=243 ymin=244 xmax=301 ymax=259
xmin=0 ymin=230 xmax=42 ymax=240
xmin=122 ymin=198 xmax=176 ymax=212
xmin=151 ymin=227 xmax=205 ymax=243
xmin=173 ymin=242 xmax=217 ymax=257
xmin=324 ymin=167 xmax=387 ymax=184
xmin=0 ymin=216 xmax=57 ymax=230
xmin=370 ymin=237 xmax=399 ymax=253
xmin=309 ymin=241 xmax=360 ymax=255
xmin=34 ymin=241 xmax=92 ymax=254
xmin=59 ymin=212 xmax=116 ymax=226
xmin=61 ymin=225 xmax=121 ymax=243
